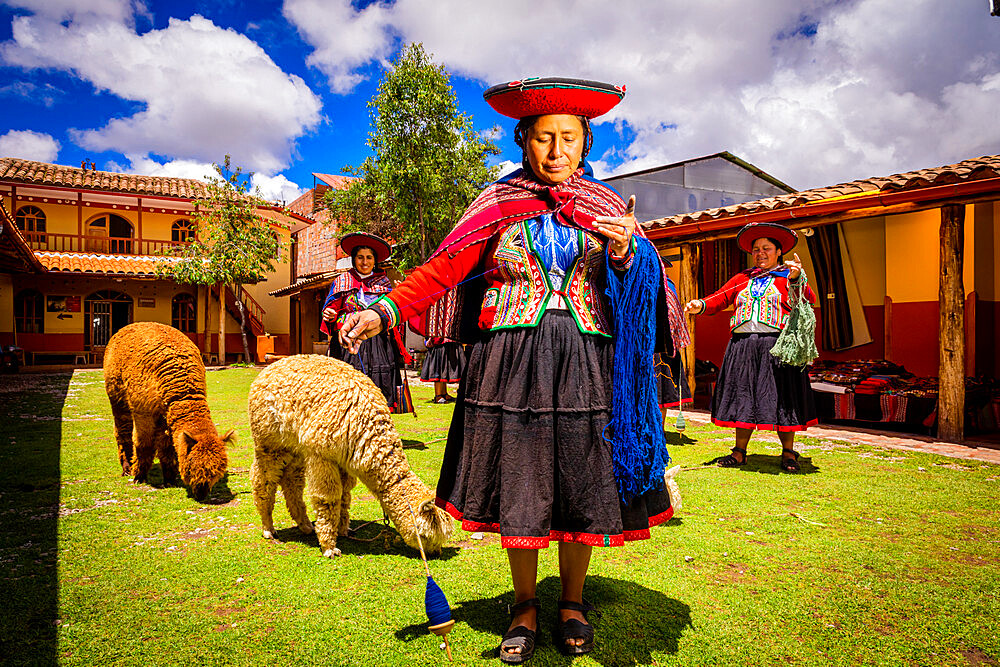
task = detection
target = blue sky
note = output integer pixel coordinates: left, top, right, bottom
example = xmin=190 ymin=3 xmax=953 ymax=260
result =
xmin=2 ymin=0 xmax=999 ymax=204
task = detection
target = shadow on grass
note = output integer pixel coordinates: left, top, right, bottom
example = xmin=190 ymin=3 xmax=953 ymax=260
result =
xmin=395 ymin=575 xmax=691 ymax=665
xmin=0 ymin=372 xmax=73 ymax=666
xmin=401 ymin=439 xmax=428 ymax=450
xmin=140 ymin=465 xmax=237 ymax=504
xmin=268 ymin=519 xmax=461 ymax=561
xmin=698 ymin=453 xmax=820 ymax=475
xmin=664 ymin=431 xmax=697 ymax=447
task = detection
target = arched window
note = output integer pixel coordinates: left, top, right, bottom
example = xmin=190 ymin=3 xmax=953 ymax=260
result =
xmin=86 ymin=214 xmax=133 ymax=254
xmin=15 ymin=206 xmax=46 ymax=249
xmin=171 ymin=219 xmax=195 ymax=243
xmin=172 ymin=293 xmax=196 ymax=333
xmin=14 ymin=289 xmax=44 ymax=333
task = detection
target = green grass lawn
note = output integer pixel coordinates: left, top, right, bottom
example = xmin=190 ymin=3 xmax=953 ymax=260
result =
xmin=1 ymin=368 xmax=999 ymax=666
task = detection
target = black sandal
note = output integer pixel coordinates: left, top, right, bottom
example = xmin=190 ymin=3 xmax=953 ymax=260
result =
xmin=433 ymin=395 xmax=449 ymax=404
xmin=500 ymin=598 xmax=540 ymax=664
xmin=780 ymin=449 xmax=800 ymax=472
xmin=714 ymin=446 xmax=747 ymax=467
xmin=554 ymin=599 xmax=600 ymax=656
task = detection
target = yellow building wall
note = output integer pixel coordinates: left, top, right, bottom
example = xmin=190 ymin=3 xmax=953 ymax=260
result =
xmin=841 ymin=216 xmax=886 ymax=306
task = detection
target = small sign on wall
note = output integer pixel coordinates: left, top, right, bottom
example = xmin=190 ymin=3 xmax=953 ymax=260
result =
xmin=47 ymin=295 xmax=81 ymax=312
xmin=137 ymin=297 xmax=155 ymax=308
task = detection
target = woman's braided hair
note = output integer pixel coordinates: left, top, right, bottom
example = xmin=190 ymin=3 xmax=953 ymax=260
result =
xmin=513 ymin=115 xmax=593 ymax=173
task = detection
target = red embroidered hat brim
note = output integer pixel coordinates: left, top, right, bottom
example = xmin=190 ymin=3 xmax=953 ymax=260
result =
xmin=340 ymin=232 xmax=392 ymax=264
xmin=483 ymin=77 xmax=625 ymax=119
xmin=736 ymin=222 xmax=798 ymax=254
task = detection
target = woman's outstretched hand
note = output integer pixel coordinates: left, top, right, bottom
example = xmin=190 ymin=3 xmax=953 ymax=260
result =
xmin=595 ymin=195 xmax=637 ymax=258
xmin=338 ymin=310 xmax=384 ymax=354
xmin=784 ymin=252 xmax=803 ymax=280
xmin=684 ymin=299 xmax=704 ymax=315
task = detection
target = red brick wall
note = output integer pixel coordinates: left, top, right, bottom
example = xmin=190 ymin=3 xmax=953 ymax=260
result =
xmin=295 ymin=216 xmax=343 ymax=277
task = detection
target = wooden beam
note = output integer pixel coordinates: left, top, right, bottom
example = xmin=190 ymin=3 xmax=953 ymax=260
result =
xmin=883 ymin=296 xmax=893 ymax=362
xmin=938 ymin=204 xmax=965 ymax=443
xmin=646 ymin=192 xmax=1000 ymax=247
xmin=677 ymin=243 xmax=700 ymax=394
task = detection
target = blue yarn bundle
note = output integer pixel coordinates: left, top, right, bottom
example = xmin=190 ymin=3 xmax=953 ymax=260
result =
xmin=604 ymin=236 xmax=670 ymax=503
xmin=424 ymin=575 xmax=452 ymax=626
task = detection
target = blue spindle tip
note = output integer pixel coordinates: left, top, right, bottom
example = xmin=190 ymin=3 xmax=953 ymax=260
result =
xmin=425 ymin=575 xmax=452 ymax=626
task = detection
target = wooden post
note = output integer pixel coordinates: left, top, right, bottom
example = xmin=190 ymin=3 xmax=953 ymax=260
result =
xmin=938 ymin=204 xmax=965 ymax=442
xmin=218 ymin=283 xmax=227 ymax=366
xmin=678 ymin=243 xmax=700 ymax=394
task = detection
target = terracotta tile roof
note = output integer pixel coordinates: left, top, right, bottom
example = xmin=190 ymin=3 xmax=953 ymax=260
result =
xmin=35 ymin=251 xmax=178 ymax=276
xmin=269 ymin=269 xmax=347 ymax=297
xmin=313 ymin=173 xmax=356 ymax=189
xmin=0 ymin=198 xmax=45 ymax=273
xmin=644 ymin=154 xmax=1000 ymax=231
xmin=0 ymin=157 xmax=209 ymax=199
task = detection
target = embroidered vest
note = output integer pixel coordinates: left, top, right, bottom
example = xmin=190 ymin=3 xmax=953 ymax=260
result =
xmin=482 ymin=218 xmax=610 ymax=335
xmin=730 ymin=276 xmax=787 ymax=330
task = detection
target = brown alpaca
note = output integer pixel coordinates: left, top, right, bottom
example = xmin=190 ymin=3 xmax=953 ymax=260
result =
xmin=103 ymin=322 xmax=232 ymax=501
xmin=248 ymin=354 xmax=453 ymax=557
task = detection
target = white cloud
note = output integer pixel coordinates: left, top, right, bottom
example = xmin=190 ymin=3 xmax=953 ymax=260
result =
xmin=123 ymin=155 xmax=216 ymax=181
xmin=1 ymin=7 xmax=322 ymax=174
xmin=286 ymin=0 xmax=1000 ymax=189
xmin=0 ymin=129 xmax=60 ymax=161
xmin=251 ymin=172 xmax=306 ymax=204
xmin=282 ymin=0 xmax=393 ymax=94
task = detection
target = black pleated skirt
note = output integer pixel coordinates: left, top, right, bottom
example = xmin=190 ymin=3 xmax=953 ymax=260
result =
xmin=710 ymin=332 xmax=817 ymax=432
xmin=435 ymin=311 xmax=673 ymax=549
xmin=330 ymin=331 xmax=413 ymax=414
xmin=420 ymin=342 xmax=465 ymax=383
xmin=655 ymin=352 xmax=692 ymax=408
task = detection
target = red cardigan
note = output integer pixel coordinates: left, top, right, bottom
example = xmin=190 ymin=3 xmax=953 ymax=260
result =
xmin=700 ymin=268 xmax=816 ymax=332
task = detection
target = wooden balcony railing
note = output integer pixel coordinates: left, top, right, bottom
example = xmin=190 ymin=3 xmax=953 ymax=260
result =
xmin=21 ymin=231 xmax=190 ymax=256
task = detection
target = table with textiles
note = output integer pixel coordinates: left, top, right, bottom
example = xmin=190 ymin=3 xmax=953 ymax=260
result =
xmin=808 ymin=359 xmax=999 ymax=435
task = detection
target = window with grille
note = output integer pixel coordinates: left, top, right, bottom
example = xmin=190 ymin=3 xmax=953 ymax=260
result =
xmin=172 ymin=219 xmax=195 ymax=243
xmin=172 ymin=293 xmax=196 ymax=332
xmin=14 ymin=289 xmax=44 ymax=333
xmin=15 ymin=206 xmax=46 ymax=248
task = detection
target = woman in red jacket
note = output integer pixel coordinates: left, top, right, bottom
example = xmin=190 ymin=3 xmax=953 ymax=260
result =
xmin=684 ymin=222 xmax=817 ymax=471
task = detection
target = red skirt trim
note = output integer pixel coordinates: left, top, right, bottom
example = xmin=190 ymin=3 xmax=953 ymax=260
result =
xmin=435 ymin=498 xmax=673 ymax=549
xmin=710 ymin=417 xmax=818 ymax=432
xmin=659 ymin=397 xmax=694 ymax=409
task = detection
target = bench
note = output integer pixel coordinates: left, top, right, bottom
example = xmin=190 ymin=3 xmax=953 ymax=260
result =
xmin=29 ymin=351 xmax=93 ymax=365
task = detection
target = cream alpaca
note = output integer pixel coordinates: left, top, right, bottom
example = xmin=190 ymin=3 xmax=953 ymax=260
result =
xmin=248 ymin=355 xmax=453 ymax=557
xmin=104 ymin=322 xmax=232 ymax=501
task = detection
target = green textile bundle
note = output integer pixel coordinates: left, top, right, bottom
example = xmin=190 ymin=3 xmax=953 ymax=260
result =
xmin=770 ymin=273 xmax=819 ymax=367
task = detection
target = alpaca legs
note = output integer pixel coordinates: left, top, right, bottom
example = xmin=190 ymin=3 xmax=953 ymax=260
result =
xmin=156 ymin=419 xmax=179 ymax=485
xmin=131 ymin=415 xmax=157 ymax=484
xmin=109 ymin=401 xmax=134 ymax=476
xmin=308 ymin=458 xmax=345 ymax=557
xmin=280 ymin=458 xmax=313 ymax=535
xmin=338 ymin=469 xmax=356 ymax=537
xmin=251 ymin=454 xmax=281 ymax=539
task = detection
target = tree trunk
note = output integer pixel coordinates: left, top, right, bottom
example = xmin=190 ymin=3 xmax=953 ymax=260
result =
xmin=235 ymin=285 xmax=252 ymax=364
xmin=201 ymin=284 xmax=209 ymax=355
xmin=678 ymin=243 xmax=700 ymax=395
xmin=218 ymin=282 xmax=226 ymax=366
xmin=938 ymin=204 xmax=965 ymax=442
xmin=417 ymin=196 xmax=427 ymax=261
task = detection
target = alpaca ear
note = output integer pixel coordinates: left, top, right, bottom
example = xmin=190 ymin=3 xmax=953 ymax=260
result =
xmin=221 ymin=429 xmax=236 ymax=446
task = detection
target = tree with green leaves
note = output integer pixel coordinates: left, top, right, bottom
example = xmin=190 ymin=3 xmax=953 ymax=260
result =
xmin=327 ymin=42 xmax=500 ymax=267
xmin=159 ymin=156 xmax=284 ymax=365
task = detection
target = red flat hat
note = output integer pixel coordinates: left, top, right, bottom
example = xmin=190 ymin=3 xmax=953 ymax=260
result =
xmin=736 ymin=222 xmax=798 ymax=254
xmin=483 ymin=77 xmax=625 ymax=119
xmin=340 ymin=232 xmax=392 ymax=264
